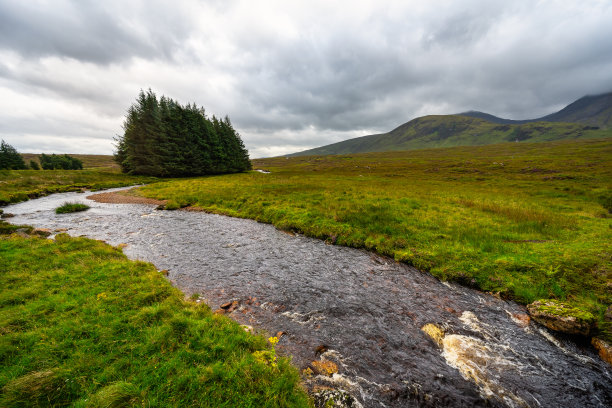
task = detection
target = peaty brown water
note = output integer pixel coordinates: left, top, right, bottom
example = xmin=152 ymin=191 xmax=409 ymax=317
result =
xmin=5 ymin=188 xmax=611 ymax=407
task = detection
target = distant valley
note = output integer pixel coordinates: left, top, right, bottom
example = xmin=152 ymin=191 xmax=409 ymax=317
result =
xmin=289 ymin=91 xmax=612 ymax=157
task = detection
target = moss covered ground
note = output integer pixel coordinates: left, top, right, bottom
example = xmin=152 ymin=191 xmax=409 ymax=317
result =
xmin=0 ymin=229 xmax=310 ymax=407
xmin=137 ymin=139 xmax=611 ymax=340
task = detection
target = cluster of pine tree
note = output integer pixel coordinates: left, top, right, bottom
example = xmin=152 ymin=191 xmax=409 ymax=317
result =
xmin=0 ymin=140 xmax=27 ymax=170
xmin=114 ymin=90 xmax=251 ymax=177
xmin=39 ymin=153 xmax=83 ymax=170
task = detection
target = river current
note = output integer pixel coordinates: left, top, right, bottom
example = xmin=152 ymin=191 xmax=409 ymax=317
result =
xmin=5 ymin=188 xmax=611 ymax=407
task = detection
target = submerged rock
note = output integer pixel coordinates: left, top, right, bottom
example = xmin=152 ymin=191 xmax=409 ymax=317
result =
xmin=527 ymin=299 xmax=595 ymax=336
xmin=591 ymin=337 xmax=612 ymax=365
xmin=311 ymin=359 xmax=339 ymax=377
xmin=421 ymin=323 xmax=445 ymax=346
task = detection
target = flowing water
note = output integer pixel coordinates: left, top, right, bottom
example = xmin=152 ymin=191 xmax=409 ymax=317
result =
xmin=5 ymin=189 xmax=611 ymax=407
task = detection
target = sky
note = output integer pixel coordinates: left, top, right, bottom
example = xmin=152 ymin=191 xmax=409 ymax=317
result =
xmin=1 ymin=1 xmax=611 ymax=158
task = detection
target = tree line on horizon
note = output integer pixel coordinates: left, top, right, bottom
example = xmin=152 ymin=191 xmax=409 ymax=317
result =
xmin=114 ymin=90 xmax=251 ymax=177
xmin=0 ymin=140 xmax=82 ymax=170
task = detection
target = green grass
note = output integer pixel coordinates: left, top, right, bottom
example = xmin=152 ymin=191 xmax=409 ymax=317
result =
xmin=55 ymin=202 xmax=90 ymax=214
xmin=137 ymin=139 xmax=612 ymax=340
xmin=0 ymin=168 xmax=156 ymax=206
xmin=0 ymin=232 xmax=310 ymax=407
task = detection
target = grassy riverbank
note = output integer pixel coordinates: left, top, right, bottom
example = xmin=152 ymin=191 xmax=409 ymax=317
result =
xmin=0 ymin=168 xmax=155 ymax=205
xmin=0 ymin=230 xmax=310 ymax=407
xmin=137 ymin=139 xmax=612 ymax=339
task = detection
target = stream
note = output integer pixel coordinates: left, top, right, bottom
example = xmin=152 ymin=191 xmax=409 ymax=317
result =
xmin=4 ymin=188 xmax=611 ymax=407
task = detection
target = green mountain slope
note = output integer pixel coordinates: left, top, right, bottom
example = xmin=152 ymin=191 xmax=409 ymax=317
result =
xmin=539 ymin=92 xmax=612 ymax=128
xmin=460 ymin=91 xmax=612 ymax=129
xmin=289 ymin=115 xmax=612 ymax=157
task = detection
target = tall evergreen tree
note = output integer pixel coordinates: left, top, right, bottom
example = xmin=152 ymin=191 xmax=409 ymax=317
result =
xmin=114 ymin=90 xmax=251 ymax=177
xmin=0 ymin=140 xmax=27 ymax=170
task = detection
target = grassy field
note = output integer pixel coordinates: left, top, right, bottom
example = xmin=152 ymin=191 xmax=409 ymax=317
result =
xmin=0 ymin=230 xmax=309 ymax=407
xmin=21 ymin=153 xmax=119 ymax=169
xmin=0 ymin=168 xmax=155 ymax=205
xmin=136 ymin=139 xmax=612 ymax=339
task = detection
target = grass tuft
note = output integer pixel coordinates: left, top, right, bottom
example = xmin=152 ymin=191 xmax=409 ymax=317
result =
xmin=86 ymin=381 xmax=142 ymax=408
xmin=55 ymin=202 xmax=90 ymax=214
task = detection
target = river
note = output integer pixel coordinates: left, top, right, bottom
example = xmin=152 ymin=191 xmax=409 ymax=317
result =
xmin=4 ymin=188 xmax=611 ymax=407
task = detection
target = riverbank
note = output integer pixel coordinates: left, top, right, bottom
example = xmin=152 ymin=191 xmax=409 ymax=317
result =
xmin=0 ymin=225 xmax=310 ymax=407
xmin=5 ymin=188 xmax=610 ymax=407
xmin=87 ymin=190 xmax=166 ymax=205
xmin=135 ymin=139 xmax=612 ymax=342
xmin=0 ymin=168 xmax=155 ymax=206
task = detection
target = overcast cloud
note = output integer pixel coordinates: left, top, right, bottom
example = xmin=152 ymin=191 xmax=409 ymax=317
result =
xmin=1 ymin=0 xmax=611 ymax=158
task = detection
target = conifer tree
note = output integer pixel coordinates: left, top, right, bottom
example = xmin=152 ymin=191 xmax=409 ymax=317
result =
xmin=0 ymin=140 xmax=27 ymax=170
xmin=114 ymin=90 xmax=251 ymax=177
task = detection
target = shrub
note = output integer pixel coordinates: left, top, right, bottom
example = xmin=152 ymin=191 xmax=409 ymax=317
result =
xmin=39 ymin=153 xmax=83 ymax=170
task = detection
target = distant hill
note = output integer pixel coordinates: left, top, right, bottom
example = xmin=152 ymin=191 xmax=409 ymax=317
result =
xmin=289 ymin=92 xmax=612 ymax=157
xmin=460 ymin=91 xmax=612 ymax=129
xmin=289 ymin=115 xmax=611 ymax=157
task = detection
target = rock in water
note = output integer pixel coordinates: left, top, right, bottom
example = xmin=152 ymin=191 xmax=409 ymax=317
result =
xmin=527 ymin=299 xmax=595 ymax=335
xmin=311 ymin=359 xmax=338 ymax=377
xmin=33 ymin=228 xmax=52 ymax=237
xmin=591 ymin=337 xmax=612 ymax=365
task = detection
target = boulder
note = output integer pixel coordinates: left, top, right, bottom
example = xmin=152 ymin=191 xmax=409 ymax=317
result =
xmin=220 ymin=300 xmax=239 ymax=313
xmin=33 ymin=228 xmax=52 ymax=237
xmin=527 ymin=300 xmax=595 ymax=336
xmin=313 ymin=389 xmax=360 ymax=408
xmin=591 ymin=337 xmax=612 ymax=366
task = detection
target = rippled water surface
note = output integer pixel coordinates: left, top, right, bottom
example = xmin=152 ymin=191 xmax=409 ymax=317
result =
xmin=5 ymin=189 xmax=611 ymax=407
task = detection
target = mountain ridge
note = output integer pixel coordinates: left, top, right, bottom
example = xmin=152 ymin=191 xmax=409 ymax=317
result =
xmin=288 ymin=91 xmax=612 ymax=157
xmin=460 ymin=91 xmax=612 ymax=128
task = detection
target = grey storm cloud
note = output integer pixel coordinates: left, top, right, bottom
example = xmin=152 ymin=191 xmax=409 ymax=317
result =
xmin=0 ymin=1 xmax=191 ymax=64
xmin=0 ymin=0 xmax=611 ymax=158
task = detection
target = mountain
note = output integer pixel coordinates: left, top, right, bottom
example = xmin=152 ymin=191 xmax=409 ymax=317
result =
xmin=288 ymin=92 xmax=612 ymax=157
xmin=460 ymin=91 xmax=612 ymax=128
xmin=288 ymin=116 xmax=611 ymax=156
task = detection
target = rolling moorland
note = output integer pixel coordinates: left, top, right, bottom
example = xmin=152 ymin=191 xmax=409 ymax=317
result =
xmin=0 ymin=122 xmax=612 ymax=407
xmin=290 ymin=92 xmax=612 ymax=157
xmin=1 ymin=139 xmax=610 ymax=405
xmin=135 ymin=139 xmax=611 ymax=341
